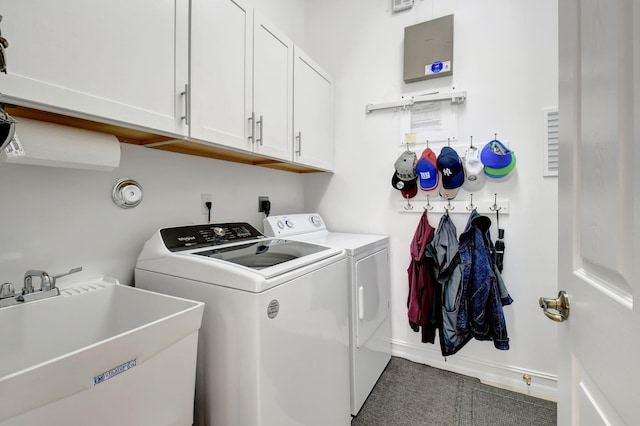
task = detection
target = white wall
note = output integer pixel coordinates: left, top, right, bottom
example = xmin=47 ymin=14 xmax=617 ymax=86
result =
xmin=0 ymin=144 xmax=306 ymax=288
xmin=303 ymin=0 xmax=560 ymax=398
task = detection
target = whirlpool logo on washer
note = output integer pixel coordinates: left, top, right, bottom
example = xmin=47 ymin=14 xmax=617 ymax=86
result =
xmin=267 ymin=299 xmax=279 ymax=319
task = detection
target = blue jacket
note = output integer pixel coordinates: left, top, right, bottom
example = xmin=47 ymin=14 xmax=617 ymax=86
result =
xmin=457 ymin=210 xmax=513 ymax=350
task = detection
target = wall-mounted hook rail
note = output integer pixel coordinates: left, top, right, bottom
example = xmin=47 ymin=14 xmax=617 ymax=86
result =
xmin=399 ymin=198 xmax=510 ymax=215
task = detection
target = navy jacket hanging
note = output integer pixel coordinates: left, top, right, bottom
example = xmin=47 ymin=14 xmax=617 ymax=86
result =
xmin=457 ymin=210 xmax=513 ymax=350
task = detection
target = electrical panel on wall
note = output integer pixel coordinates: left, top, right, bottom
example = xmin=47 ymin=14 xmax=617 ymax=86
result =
xmin=392 ymin=0 xmax=414 ymax=13
xmin=403 ymin=15 xmax=454 ymax=83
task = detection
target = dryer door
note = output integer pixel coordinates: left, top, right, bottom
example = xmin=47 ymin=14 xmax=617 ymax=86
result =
xmin=355 ymin=248 xmax=390 ymax=348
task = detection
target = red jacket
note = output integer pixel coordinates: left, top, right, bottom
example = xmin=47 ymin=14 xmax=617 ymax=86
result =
xmin=407 ymin=211 xmax=437 ymax=343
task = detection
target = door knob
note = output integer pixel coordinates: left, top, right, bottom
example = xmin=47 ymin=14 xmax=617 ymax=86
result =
xmin=539 ymin=291 xmax=570 ymax=322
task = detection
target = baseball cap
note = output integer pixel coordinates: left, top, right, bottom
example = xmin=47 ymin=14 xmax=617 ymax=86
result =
xmin=436 ymin=146 xmax=464 ymax=199
xmin=394 ymin=151 xmax=418 ymax=180
xmin=484 ymin=151 xmax=517 ymax=178
xmin=480 ymin=139 xmax=513 ymax=169
xmin=415 ymin=148 xmax=438 ymax=191
xmin=391 ymin=151 xmax=418 ymax=199
xmin=462 ymin=146 xmax=486 ymax=191
xmin=391 ymin=172 xmax=418 ymax=198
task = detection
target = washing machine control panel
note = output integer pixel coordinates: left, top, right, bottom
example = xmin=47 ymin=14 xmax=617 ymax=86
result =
xmin=160 ymin=223 xmax=264 ymax=252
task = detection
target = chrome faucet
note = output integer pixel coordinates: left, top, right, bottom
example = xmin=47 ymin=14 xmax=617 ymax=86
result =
xmin=0 ymin=266 xmax=83 ymax=308
xmin=23 ymin=267 xmax=83 ymax=294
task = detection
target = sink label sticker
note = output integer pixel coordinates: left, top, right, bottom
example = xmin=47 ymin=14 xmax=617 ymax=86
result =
xmin=93 ymin=359 xmax=137 ymax=385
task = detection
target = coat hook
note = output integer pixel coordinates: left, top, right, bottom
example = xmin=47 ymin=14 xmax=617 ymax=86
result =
xmin=466 ymin=194 xmax=475 ymax=211
xmin=447 ymin=137 xmax=451 ymax=147
xmin=489 ymin=193 xmax=501 ymax=212
xmin=426 ymin=139 xmax=429 ymax=149
xmin=444 ymin=199 xmax=454 ymax=212
xmin=494 ymin=133 xmax=498 ymax=141
xmin=424 ymin=194 xmax=433 ymax=211
xmin=404 ymin=194 xmax=414 ymax=210
xmin=470 ymin=135 xmax=474 ymax=148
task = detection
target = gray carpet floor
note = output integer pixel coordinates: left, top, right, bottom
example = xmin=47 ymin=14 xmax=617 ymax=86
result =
xmin=351 ymin=357 xmax=556 ymax=426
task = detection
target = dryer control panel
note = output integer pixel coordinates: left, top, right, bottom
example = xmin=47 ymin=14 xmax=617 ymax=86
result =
xmin=160 ymin=223 xmax=264 ymax=252
xmin=264 ymin=214 xmax=327 ymax=238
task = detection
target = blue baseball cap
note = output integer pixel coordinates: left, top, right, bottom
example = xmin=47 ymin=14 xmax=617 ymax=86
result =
xmin=416 ymin=148 xmax=438 ymax=191
xmin=480 ymin=139 xmax=513 ymax=169
xmin=437 ymin=147 xmax=464 ymax=187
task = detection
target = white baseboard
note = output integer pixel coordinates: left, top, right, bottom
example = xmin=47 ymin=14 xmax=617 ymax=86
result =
xmin=391 ymin=338 xmax=558 ymax=402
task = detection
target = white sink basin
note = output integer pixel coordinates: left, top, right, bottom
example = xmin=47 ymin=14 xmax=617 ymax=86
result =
xmin=0 ymin=277 xmax=204 ymax=426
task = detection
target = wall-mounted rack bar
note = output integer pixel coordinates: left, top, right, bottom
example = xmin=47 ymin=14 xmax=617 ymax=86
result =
xmin=366 ymin=90 xmax=466 ymax=114
xmin=399 ymin=197 xmax=509 ymax=215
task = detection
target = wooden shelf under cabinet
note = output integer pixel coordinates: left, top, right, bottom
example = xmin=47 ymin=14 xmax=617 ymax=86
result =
xmin=5 ymin=106 xmax=325 ymax=174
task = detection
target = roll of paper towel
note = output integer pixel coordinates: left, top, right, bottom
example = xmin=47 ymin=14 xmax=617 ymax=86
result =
xmin=0 ymin=117 xmax=120 ymax=171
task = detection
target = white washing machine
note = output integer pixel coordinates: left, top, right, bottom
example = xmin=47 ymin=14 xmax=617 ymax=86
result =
xmin=264 ymin=213 xmax=391 ymax=416
xmin=134 ymin=222 xmax=350 ymax=426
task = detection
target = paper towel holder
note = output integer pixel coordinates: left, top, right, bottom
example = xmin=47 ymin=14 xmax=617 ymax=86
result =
xmin=112 ymin=178 xmax=143 ymax=209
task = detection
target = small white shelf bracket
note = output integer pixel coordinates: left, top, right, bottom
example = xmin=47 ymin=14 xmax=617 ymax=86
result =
xmin=365 ymin=90 xmax=467 ymax=114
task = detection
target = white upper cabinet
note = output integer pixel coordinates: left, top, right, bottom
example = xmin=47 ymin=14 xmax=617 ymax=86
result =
xmin=189 ymin=0 xmax=252 ymax=150
xmin=190 ymin=1 xmax=293 ymax=162
xmin=0 ymin=0 xmax=188 ymax=136
xmin=293 ymin=47 xmax=334 ymax=171
xmin=251 ymin=13 xmax=293 ymax=161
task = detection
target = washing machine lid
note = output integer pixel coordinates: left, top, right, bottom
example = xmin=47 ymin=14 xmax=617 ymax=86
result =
xmin=136 ymin=222 xmax=345 ymax=292
xmin=192 ymin=238 xmax=332 ymax=270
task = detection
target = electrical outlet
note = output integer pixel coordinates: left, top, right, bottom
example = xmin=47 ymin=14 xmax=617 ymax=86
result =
xmin=258 ymin=196 xmax=269 ymax=212
xmin=201 ymin=194 xmax=212 ymax=215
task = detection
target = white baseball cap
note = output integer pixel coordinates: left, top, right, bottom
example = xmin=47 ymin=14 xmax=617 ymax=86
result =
xmin=462 ymin=146 xmax=486 ymax=192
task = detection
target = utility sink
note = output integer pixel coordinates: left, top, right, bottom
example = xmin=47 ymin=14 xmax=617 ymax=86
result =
xmin=0 ymin=277 xmax=204 ymax=426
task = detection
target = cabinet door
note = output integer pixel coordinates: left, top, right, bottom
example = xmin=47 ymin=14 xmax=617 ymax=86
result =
xmin=252 ymin=13 xmax=293 ymax=161
xmin=0 ymin=0 xmax=187 ymax=136
xmin=190 ymin=0 xmax=252 ymax=150
xmin=293 ymin=47 xmax=334 ymax=171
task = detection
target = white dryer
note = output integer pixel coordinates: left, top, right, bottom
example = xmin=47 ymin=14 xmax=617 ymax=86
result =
xmin=264 ymin=213 xmax=391 ymax=416
xmin=135 ymin=222 xmax=350 ymax=426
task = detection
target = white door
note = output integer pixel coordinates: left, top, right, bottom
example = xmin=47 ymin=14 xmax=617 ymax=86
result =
xmin=554 ymin=0 xmax=639 ymax=424
xmin=293 ymin=47 xmax=334 ymax=171
xmin=252 ymin=13 xmax=293 ymax=161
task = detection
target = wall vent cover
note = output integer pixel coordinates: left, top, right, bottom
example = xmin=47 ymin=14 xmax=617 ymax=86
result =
xmin=544 ymin=108 xmax=559 ymax=177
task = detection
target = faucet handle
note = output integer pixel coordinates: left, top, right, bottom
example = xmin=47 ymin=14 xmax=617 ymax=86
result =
xmin=0 ymin=282 xmax=15 ymax=299
xmin=50 ymin=267 xmax=83 ymax=289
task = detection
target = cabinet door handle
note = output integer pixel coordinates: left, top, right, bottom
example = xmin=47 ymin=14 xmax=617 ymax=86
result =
xmin=256 ymin=115 xmax=263 ymax=145
xmin=180 ymin=83 xmax=190 ymax=125
xmin=358 ymin=286 xmax=364 ymax=320
xmin=295 ymin=131 xmax=302 ymax=155
xmin=248 ymin=112 xmax=255 ymax=144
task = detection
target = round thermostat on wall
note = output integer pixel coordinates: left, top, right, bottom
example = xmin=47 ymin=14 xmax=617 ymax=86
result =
xmin=112 ymin=178 xmax=143 ymax=209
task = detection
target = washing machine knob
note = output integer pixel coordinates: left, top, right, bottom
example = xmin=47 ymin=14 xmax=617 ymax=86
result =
xmin=309 ymin=215 xmax=322 ymax=227
xmin=285 ymin=219 xmax=294 ymax=228
xmin=277 ymin=220 xmax=285 ymax=229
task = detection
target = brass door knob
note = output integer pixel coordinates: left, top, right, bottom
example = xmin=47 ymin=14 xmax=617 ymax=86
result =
xmin=539 ymin=290 xmax=570 ymax=322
